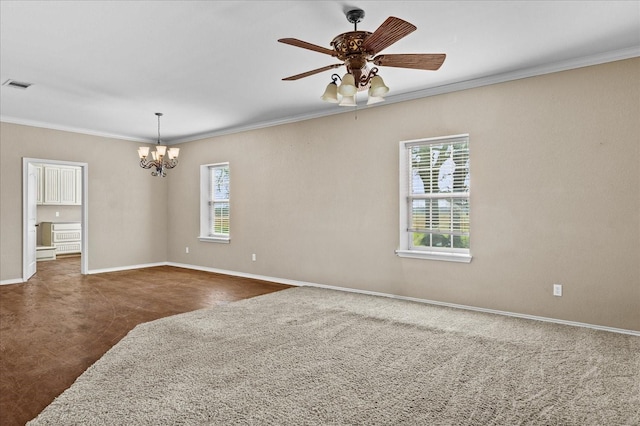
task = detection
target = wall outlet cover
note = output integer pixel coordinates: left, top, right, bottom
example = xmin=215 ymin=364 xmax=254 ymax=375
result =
xmin=553 ymin=284 xmax=563 ymax=296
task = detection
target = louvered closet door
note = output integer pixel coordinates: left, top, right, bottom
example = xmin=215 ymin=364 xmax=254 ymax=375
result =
xmin=43 ymin=167 xmax=60 ymax=204
xmin=59 ymin=167 xmax=78 ymax=204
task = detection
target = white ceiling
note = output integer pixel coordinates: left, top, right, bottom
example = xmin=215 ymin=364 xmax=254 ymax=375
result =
xmin=1 ymin=1 xmax=639 ymax=144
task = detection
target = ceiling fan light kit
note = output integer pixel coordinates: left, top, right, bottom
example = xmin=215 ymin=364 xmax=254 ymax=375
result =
xmin=278 ymin=8 xmax=445 ymax=106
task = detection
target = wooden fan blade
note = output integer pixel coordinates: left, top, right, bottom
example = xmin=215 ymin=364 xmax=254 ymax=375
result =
xmin=282 ymin=63 xmax=343 ymax=81
xmin=278 ymin=38 xmax=337 ymax=57
xmin=363 ymin=17 xmax=417 ymax=55
xmin=373 ymin=53 xmax=446 ymax=70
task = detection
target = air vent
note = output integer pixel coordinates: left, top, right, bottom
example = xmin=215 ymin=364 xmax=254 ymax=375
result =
xmin=3 ymin=79 xmax=33 ymax=90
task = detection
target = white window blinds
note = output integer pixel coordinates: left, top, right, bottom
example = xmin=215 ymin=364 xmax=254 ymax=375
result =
xmin=209 ymin=164 xmax=230 ymax=237
xmin=398 ymin=134 xmax=471 ymax=262
xmin=199 ymin=162 xmax=230 ymax=243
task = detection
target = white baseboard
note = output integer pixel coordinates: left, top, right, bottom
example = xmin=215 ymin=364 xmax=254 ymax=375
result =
xmin=0 ymin=278 xmax=24 ymax=286
xmin=8 ymin=260 xmax=636 ymax=336
xmin=1 ymin=262 xmax=169 ymax=281
xmin=87 ymin=262 xmax=167 ymax=275
xmin=1 ymin=263 xmax=167 ymax=285
xmin=167 ymin=262 xmax=317 ymax=287
xmin=167 ymin=262 xmax=640 ymax=337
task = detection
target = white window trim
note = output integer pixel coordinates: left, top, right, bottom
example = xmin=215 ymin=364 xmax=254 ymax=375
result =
xmin=395 ymin=249 xmax=472 ymax=263
xmin=397 ymin=134 xmax=472 ymax=263
xmin=199 ymin=162 xmax=230 ymax=244
xmin=198 ymin=235 xmax=230 ymax=244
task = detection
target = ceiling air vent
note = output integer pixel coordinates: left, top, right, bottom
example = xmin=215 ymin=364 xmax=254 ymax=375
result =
xmin=3 ymin=79 xmax=33 ymax=90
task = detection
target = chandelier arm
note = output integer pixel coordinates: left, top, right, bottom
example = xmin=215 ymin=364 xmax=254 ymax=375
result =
xmin=140 ymin=158 xmax=159 ymax=169
xmin=163 ymin=159 xmax=179 ymax=170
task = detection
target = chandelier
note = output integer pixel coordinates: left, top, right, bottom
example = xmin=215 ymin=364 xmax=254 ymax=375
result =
xmin=137 ymin=112 xmax=180 ymax=177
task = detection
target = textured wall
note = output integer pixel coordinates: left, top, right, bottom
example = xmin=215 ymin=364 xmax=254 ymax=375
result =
xmin=166 ymin=58 xmax=639 ymax=330
xmin=1 ymin=59 xmax=637 ymax=330
xmin=0 ymin=124 xmax=168 ymax=278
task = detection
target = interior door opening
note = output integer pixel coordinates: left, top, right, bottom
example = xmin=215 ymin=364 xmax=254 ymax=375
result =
xmin=22 ymin=158 xmax=88 ymax=281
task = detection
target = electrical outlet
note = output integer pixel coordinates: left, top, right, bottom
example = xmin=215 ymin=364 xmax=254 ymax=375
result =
xmin=185 ymin=247 xmax=189 ymax=254
xmin=55 ymin=211 xmax=60 ymax=217
xmin=252 ymin=253 xmax=256 ymax=262
xmin=553 ymin=284 xmax=562 ymax=297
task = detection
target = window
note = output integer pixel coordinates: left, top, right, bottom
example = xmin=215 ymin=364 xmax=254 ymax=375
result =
xmin=397 ymin=134 xmax=471 ymax=262
xmin=199 ymin=163 xmax=230 ymax=243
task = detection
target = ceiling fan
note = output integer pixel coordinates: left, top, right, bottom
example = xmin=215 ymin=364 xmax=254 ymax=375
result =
xmin=278 ymin=8 xmax=446 ymax=105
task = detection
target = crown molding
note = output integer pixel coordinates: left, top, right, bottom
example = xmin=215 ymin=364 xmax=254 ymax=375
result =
xmin=171 ymin=46 xmax=640 ymax=143
xmin=383 ymin=45 xmax=640 ymax=106
xmin=0 ymin=116 xmax=152 ymax=143
xmin=3 ymin=46 xmax=638 ymax=145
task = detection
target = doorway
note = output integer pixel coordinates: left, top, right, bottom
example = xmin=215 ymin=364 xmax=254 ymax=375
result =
xmin=22 ymin=158 xmax=88 ymax=281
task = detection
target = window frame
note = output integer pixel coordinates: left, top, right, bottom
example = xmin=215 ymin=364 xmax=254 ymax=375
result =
xmin=396 ymin=134 xmax=472 ymax=263
xmin=199 ymin=162 xmax=230 ymax=244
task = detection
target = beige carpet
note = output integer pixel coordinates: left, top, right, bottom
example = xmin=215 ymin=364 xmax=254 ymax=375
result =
xmin=28 ymin=286 xmax=639 ymax=425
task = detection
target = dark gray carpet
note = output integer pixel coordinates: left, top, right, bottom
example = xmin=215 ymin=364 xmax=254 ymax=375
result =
xmin=28 ymin=286 xmax=640 ymax=425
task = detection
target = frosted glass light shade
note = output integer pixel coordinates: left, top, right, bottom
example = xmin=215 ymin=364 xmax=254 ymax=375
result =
xmin=338 ymin=73 xmax=357 ymax=96
xmin=369 ymin=75 xmax=389 ymax=97
xmin=367 ymin=95 xmax=385 ymax=105
xmin=339 ymin=95 xmax=356 ymax=106
xmin=168 ymin=147 xmax=180 ymax=159
xmin=321 ymin=82 xmax=339 ymax=103
xmin=155 ymin=145 xmax=167 ymax=157
xmin=138 ymin=146 xmax=150 ymax=159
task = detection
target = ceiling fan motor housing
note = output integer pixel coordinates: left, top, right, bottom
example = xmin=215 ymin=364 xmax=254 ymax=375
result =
xmin=331 ymin=31 xmax=372 ymax=81
xmin=331 ymin=31 xmax=372 ymax=60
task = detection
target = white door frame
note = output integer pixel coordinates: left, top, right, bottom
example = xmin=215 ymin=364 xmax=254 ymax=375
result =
xmin=25 ymin=163 xmax=38 ymax=280
xmin=22 ymin=158 xmax=89 ymax=280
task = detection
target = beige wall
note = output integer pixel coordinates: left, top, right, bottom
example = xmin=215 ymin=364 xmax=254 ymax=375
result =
xmin=1 ymin=59 xmax=638 ymax=330
xmin=0 ymin=124 xmax=168 ymax=278
xmin=166 ymin=58 xmax=639 ymax=330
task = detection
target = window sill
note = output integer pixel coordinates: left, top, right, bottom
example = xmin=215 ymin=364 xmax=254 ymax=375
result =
xmin=198 ymin=236 xmax=230 ymax=244
xmin=395 ymin=249 xmax=472 ymax=263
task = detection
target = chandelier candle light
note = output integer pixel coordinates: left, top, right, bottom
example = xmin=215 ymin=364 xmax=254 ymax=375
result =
xmin=138 ymin=112 xmax=180 ymax=177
